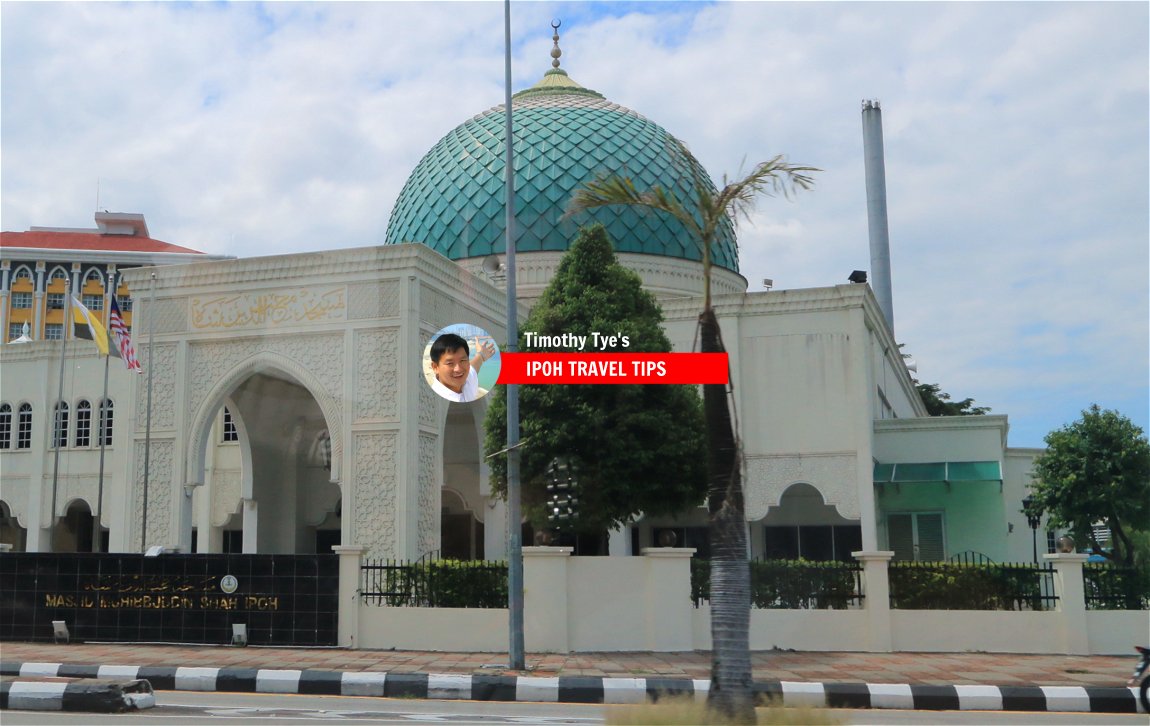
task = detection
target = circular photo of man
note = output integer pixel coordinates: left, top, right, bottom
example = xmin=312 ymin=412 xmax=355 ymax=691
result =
xmin=424 ymin=324 xmax=501 ymax=403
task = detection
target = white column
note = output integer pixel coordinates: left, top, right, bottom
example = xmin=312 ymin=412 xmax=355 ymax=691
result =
xmin=1044 ymin=553 xmax=1090 ymax=655
xmin=642 ymin=547 xmax=694 ymax=650
xmin=332 ymin=545 xmax=366 ymax=648
xmin=607 ymin=523 xmax=630 ymax=556
xmin=523 ymin=546 xmax=571 ymax=652
xmin=852 ymin=550 xmax=894 ymax=652
xmin=241 ymin=498 xmax=258 ymax=553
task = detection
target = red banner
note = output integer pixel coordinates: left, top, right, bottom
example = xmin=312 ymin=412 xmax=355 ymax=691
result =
xmin=496 ymin=353 xmax=728 ymax=385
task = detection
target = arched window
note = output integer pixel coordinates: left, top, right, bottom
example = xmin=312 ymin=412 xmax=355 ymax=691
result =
xmin=99 ymin=399 xmax=114 ymax=446
xmin=50 ymin=267 xmax=68 ymax=283
xmin=75 ymin=400 xmax=92 ymax=447
xmin=0 ymin=403 xmax=11 ymax=449
xmin=53 ymin=401 xmax=69 ymax=449
xmin=17 ymin=403 xmax=33 ymax=449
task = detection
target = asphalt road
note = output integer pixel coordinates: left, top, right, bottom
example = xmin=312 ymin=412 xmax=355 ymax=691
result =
xmin=3 ymin=691 xmax=1148 ymax=725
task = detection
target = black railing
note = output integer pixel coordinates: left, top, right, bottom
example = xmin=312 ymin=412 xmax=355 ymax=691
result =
xmin=692 ymin=558 xmax=864 ymax=609
xmin=359 ymin=558 xmax=507 ymax=608
xmin=1084 ymin=563 xmax=1150 ymax=610
xmin=889 ymin=560 xmax=1057 ymax=611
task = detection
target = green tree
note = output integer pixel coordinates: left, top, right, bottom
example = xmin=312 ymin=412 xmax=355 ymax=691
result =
xmin=567 ymin=149 xmax=816 ymax=724
xmin=916 ymin=382 xmax=990 ymax=416
xmin=1030 ymin=405 xmax=1150 ymax=566
xmin=484 ymin=224 xmax=707 ymax=538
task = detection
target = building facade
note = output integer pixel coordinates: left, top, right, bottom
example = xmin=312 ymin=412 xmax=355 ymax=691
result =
xmin=0 ymin=50 xmax=1048 ymax=564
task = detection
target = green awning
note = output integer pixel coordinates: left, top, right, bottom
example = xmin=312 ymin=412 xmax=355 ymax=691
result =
xmin=873 ymin=461 xmax=1002 ymax=484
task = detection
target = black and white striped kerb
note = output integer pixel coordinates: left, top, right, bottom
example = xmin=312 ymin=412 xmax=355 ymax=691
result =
xmin=0 ymin=677 xmax=154 ymax=712
xmin=0 ymin=661 xmax=1143 ymax=714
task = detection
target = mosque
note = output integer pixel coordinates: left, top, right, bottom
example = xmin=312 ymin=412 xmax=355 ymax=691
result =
xmin=0 ymin=34 xmax=1046 ymax=565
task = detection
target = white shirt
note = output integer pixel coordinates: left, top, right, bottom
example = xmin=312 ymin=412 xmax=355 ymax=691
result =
xmin=431 ymin=367 xmax=481 ymax=403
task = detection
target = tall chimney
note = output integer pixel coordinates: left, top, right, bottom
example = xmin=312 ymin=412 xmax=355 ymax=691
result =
xmin=861 ymin=99 xmax=895 ymax=334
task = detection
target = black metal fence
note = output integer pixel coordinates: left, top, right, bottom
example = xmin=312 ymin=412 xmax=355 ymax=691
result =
xmin=360 ymin=558 xmax=507 ymax=608
xmin=0 ymin=553 xmax=338 ymax=645
xmin=1084 ymin=563 xmax=1150 ymax=610
xmin=888 ymin=561 xmax=1057 ymax=611
xmin=692 ymin=559 xmax=864 ymax=609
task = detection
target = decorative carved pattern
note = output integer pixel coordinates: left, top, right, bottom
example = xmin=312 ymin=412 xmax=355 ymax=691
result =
xmin=210 ymin=470 xmax=242 ymax=528
xmin=148 ymin=298 xmax=189 ymax=334
xmin=418 ymin=284 xmax=456 ymax=331
xmin=347 ymin=281 xmax=400 ymax=320
xmin=135 ymin=343 xmax=178 ymax=431
xmin=354 ymin=329 xmax=399 ymax=422
xmin=353 ymin=431 xmax=397 ymax=558
xmin=744 ymin=454 xmax=860 ymax=521
xmin=190 ymin=287 xmax=347 ymax=330
xmin=417 ymin=432 xmax=439 ymax=556
xmin=420 ymin=379 xmax=437 ymax=432
xmin=134 ymin=439 xmax=174 ymax=546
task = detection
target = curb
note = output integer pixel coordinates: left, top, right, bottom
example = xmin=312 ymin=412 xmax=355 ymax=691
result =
xmin=0 ymin=661 xmax=1144 ymax=714
xmin=0 ymin=677 xmax=154 ymax=712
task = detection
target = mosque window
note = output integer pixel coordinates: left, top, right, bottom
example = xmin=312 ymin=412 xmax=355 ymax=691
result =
xmin=44 ymin=324 xmax=64 ymax=340
xmin=75 ymin=400 xmax=92 ymax=447
xmin=0 ymin=403 xmax=10 ymax=449
xmin=222 ymin=407 xmax=238 ymax=442
xmin=12 ymin=292 xmax=32 ymax=309
xmin=53 ymin=401 xmax=69 ymax=448
xmin=99 ymin=399 xmax=114 ymax=446
xmin=17 ymin=403 xmax=32 ymax=449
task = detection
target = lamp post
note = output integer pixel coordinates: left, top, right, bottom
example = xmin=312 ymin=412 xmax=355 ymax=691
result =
xmin=1021 ymin=495 xmax=1041 ymax=563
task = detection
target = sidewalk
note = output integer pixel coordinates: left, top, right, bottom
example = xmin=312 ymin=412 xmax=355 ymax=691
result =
xmin=0 ymin=641 xmax=1133 ymax=685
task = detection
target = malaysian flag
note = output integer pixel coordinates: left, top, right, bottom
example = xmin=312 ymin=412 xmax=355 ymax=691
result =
xmin=108 ymin=296 xmax=142 ymax=373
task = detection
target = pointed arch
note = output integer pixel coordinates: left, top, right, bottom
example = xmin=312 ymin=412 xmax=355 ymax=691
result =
xmin=185 ymin=351 xmax=343 ymax=487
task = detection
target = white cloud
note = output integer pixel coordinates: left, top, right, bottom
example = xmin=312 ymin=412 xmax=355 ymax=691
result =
xmin=2 ymin=1 xmax=1146 ymax=447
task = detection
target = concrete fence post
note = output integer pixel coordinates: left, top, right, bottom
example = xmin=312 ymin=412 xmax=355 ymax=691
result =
xmin=852 ymin=550 xmax=894 ymax=652
xmin=332 ymin=545 xmax=366 ymax=648
xmin=523 ymin=546 xmax=572 ymax=653
xmin=1044 ymin=552 xmax=1090 ymax=654
xmin=641 ymin=547 xmax=695 ymax=651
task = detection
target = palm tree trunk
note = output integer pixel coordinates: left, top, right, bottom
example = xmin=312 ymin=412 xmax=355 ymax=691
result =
xmin=700 ymin=306 xmax=755 ymax=723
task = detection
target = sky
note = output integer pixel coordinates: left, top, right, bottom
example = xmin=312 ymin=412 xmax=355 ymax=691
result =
xmin=2 ymin=1 xmax=1146 ymax=449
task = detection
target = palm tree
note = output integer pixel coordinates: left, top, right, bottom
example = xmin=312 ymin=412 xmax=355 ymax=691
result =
xmin=567 ymin=145 xmax=816 ymax=724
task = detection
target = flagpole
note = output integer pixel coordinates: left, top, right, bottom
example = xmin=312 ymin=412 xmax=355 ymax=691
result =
xmin=141 ymin=272 xmax=156 ymax=552
xmin=50 ymin=280 xmax=71 ymax=552
xmin=93 ymin=346 xmax=110 ymax=553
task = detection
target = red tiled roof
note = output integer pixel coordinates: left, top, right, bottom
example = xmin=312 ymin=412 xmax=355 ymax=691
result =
xmin=0 ymin=230 xmax=206 ymax=255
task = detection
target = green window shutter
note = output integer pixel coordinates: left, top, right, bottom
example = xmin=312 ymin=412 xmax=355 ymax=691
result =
xmin=916 ymin=513 xmax=946 ymax=561
xmin=888 ymin=514 xmax=914 ymax=561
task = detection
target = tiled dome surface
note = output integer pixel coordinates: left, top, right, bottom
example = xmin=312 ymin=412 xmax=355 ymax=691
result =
xmin=384 ymin=71 xmax=738 ymax=272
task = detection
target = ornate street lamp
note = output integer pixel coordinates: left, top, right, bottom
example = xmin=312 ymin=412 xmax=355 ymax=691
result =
xmin=1021 ymin=495 xmax=1042 ymax=563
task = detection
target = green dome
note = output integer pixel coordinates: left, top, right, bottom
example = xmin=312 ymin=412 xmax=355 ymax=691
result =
xmin=384 ymin=68 xmax=738 ymax=272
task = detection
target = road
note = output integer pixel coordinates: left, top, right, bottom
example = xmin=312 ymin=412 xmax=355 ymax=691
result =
xmin=1 ymin=691 xmax=1145 ymax=725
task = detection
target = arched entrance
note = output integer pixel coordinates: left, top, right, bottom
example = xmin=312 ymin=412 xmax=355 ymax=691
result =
xmin=50 ymin=499 xmax=105 ymax=553
xmin=0 ymin=500 xmax=27 ymax=551
xmin=441 ymin=404 xmax=487 ymax=560
xmin=193 ymin=369 xmax=340 ymax=554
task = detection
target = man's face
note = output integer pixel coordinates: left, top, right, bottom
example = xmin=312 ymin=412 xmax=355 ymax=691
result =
xmin=432 ymin=346 xmax=470 ymax=393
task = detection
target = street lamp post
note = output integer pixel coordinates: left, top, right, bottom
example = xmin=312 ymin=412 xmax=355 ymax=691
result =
xmin=1021 ymin=495 xmax=1041 ymax=563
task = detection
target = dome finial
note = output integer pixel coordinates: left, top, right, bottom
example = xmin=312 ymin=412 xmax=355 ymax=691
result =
xmin=550 ymin=19 xmax=562 ymax=69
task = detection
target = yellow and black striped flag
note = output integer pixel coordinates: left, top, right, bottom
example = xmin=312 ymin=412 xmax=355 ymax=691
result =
xmin=70 ymin=294 xmax=114 ymax=357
